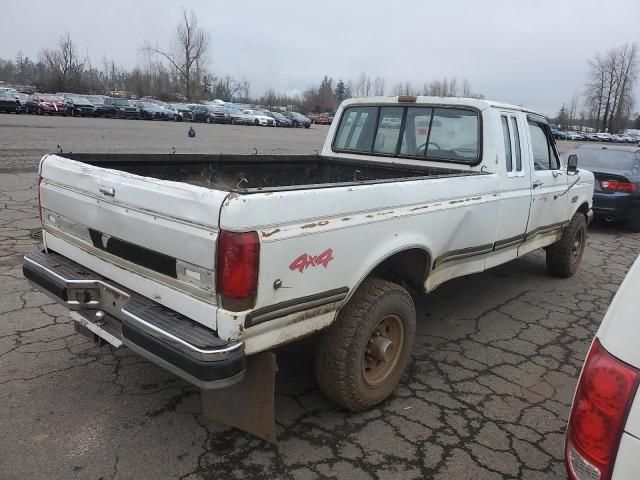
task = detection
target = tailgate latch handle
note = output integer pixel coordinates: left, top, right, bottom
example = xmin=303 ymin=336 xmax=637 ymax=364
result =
xmin=99 ymin=186 xmax=115 ymax=196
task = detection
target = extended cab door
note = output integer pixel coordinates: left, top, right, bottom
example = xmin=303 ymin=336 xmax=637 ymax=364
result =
xmin=486 ymin=111 xmax=531 ymax=268
xmin=522 ymin=117 xmax=569 ymax=252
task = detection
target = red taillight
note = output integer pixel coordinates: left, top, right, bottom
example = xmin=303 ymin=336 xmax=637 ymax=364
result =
xmin=566 ymin=339 xmax=640 ymax=480
xmin=599 ymin=179 xmax=636 ymax=192
xmin=216 ymin=230 xmax=259 ymax=311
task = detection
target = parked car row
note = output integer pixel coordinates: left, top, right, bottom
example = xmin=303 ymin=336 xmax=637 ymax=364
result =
xmin=0 ymin=90 xmax=314 ymax=129
xmin=553 ymin=128 xmax=640 ymax=143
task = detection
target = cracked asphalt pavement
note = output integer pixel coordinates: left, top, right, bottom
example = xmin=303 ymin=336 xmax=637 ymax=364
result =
xmin=1 ymin=115 xmax=639 ymax=479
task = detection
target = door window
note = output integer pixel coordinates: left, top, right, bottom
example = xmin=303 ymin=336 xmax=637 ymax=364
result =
xmin=528 ymin=121 xmax=560 ymax=170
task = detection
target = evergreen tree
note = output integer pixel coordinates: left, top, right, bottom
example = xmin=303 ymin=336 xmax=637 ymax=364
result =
xmin=334 ymin=79 xmax=347 ymax=103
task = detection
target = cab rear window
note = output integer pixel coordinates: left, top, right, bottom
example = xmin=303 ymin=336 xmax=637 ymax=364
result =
xmin=333 ymin=105 xmax=480 ymax=164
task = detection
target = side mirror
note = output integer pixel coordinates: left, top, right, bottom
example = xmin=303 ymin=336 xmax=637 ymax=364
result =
xmin=567 ymin=154 xmax=578 ymax=174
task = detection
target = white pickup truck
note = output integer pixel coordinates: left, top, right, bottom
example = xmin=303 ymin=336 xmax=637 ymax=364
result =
xmin=24 ymin=96 xmax=594 ymax=433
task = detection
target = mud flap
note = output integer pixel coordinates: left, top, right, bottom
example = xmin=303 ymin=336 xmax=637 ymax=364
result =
xmin=201 ymin=351 xmax=278 ymax=443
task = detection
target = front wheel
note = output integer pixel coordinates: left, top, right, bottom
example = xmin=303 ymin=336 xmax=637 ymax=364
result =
xmin=314 ymin=278 xmax=416 ymax=412
xmin=292 ymin=120 xmax=298 ymax=128
xmin=546 ymin=212 xmax=587 ymax=277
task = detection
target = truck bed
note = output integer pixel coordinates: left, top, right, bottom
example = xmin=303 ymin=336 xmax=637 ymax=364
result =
xmin=61 ymin=153 xmax=483 ymax=193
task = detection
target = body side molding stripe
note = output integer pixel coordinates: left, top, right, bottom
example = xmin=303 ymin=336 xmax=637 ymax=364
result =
xmin=245 ymin=287 xmax=349 ymax=327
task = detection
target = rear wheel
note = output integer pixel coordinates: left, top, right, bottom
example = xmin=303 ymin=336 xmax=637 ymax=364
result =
xmin=546 ymin=212 xmax=587 ymax=277
xmin=314 ymin=278 xmax=416 ymax=411
xmin=254 ymin=119 xmax=260 ymax=126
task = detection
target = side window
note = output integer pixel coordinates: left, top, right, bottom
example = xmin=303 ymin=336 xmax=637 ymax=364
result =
xmin=528 ymin=121 xmax=556 ymax=171
xmin=374 ymin=107 xmax=403 ymax=154
xmin=511 ymin=117 xmax=522 ymax=171
xmin=501 ymin=116 xmax=513 ymax=172
xmin=334 ymin=106 xmax=377 ymax=152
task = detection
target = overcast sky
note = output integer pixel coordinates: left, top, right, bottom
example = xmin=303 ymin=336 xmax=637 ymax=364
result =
xmin=2 ymin=0 xmax=639 ymax=115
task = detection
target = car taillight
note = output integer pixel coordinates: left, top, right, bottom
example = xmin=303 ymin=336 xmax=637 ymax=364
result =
xmin=599 ymin=179 xmax=636 ymax=192
xmin=216 ymin=230 xmax=259 ymax=311
xmin=566 ymin=338 xmax=640 ymax=480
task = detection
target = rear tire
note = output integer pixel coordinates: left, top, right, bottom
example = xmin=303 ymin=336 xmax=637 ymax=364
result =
xmin=314 ymin=278 xmax=416 ymax=412
xmin=254 ymin=119 xmax=260 ymax=126
xmin=546 ymin=212 xmax=587 ymax=277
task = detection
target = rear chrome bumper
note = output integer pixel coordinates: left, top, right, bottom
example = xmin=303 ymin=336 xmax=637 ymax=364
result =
xmin=23 ymin=250 xmax=245 ymax=389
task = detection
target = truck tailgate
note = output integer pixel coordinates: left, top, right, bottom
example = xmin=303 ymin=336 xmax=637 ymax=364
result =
xmin=39 ymin=154 xmax=227 ymax=304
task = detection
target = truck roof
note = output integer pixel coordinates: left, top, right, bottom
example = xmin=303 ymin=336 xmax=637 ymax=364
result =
xmin=342 ymin=96 xmax=538 ymax=115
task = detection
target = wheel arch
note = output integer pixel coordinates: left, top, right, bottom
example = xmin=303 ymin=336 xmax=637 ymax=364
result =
xmin=574 ymin=201 xmax=590 ymax=223
xmin=343 ymin=245 xmax=432 ymax=304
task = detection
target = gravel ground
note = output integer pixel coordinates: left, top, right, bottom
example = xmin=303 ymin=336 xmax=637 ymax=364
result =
xmin=1 ymin=114 xmax=638 ymax=479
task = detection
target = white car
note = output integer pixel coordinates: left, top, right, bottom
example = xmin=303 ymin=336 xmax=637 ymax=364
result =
xmin=565 ymin=255 xmax=640 ymax=480
xmin=594 ymin=132 xmax=613 ymax=142
xmin=243 ymin=109 xmax=275 ymax=126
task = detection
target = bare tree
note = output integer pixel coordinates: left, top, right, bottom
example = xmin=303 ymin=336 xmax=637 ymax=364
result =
xmin=462 ymin=79 xmax=472 ymax=97
xmin=143 ymin=9 xmax=211 ymax=101
xmin=40 ymin=33 xmax=86 ymax=91
xmin=391 ymin=81 xmax=418 ymax=96
xmin=568 ymin=94 xmax=579 ymax=129
xmin=373 ymin=76 xmax=385 ymax=96
xmin=584 ymin=43 xmax=638 ymax=132
xmin=238 ymin=79 xmax=251 ymax=102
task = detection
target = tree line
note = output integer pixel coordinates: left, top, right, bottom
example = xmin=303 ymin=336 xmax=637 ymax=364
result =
xmin=0 ymin=8 xmax=483 ymax=113
xmin=1 ymin=9 xmax=636 ymax=128
xmin=554 ymin=43 xmax=639 ymax=133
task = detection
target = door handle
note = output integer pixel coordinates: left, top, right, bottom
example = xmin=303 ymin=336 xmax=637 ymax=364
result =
xmin=99 ymin=186 xmax=115 ymax=196
xmin=532 ymin=180 xmax=544 ymax=189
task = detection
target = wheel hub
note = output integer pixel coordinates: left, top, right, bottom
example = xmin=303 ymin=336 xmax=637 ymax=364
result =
xmin=369 ymin=335 xmax=394 ymax=362
xmin=572 ymin=229 xmax=583 ymax=262
xmin=362 ymin=314 xmax=405 ymax=387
